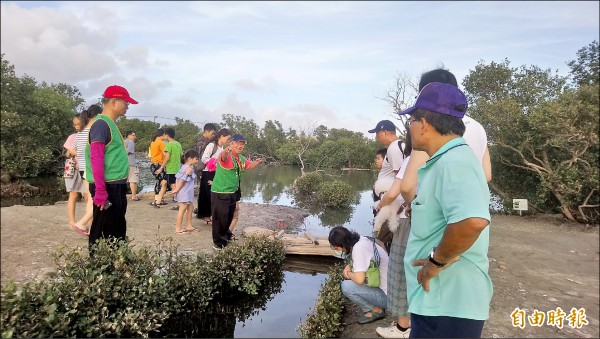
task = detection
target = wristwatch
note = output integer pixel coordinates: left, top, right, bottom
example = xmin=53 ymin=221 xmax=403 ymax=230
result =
xmin=428 ymin=248 xmax=447 ymax=268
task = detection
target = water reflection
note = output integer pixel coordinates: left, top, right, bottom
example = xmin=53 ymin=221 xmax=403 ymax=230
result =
xmin=234 ymin=256 xmax=342 ymax=338
xmin=240 ymin=165 xmax=378 ymax=237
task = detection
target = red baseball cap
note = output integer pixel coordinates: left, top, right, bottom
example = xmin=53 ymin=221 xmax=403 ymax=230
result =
xmin=103 ymin=85 xmax=138 ymax=104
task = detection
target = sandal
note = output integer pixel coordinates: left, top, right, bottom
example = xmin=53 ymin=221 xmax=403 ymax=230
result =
xmin=158 ymin=200 xmax=169 ymax=206
xmin=184 ymin=227 xmax=197 ymax=233
xmin=70 ymin=223 xmax=89 ymax=237
xmin=174 ymin=230 xmax=189 ymax=235
xmin=357 ymin=310 xmax=385 ymax=324
xmin=204 ymin=218 xmax=212 ymax=224
xmin=131 ymin=197 xmax=141 ymax=201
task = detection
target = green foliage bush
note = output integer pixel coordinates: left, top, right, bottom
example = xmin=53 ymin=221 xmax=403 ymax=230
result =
xmin=294 ymin=171 xmax=324 ymax=195
xmin=316 ymin=180 xmax=356 ymax=208
xmin=1 ymin=236 xmax=286 ymax=338
xmin=298 ymin=264 xmax=345 ymax=338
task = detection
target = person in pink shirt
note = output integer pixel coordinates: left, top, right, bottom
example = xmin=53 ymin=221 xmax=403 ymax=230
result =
xmin=64 ymin=113 xmax=87 ymax=233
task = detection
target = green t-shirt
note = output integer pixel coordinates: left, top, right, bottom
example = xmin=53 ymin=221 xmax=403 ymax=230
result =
xmin=164 ymin=140 xmax=182 ymax=174
xmin=404 ymin=137 xmax=492 ymax=320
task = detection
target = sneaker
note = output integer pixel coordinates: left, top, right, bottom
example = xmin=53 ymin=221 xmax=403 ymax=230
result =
xmin=376 ymin=323 xmax=410 ymax=338
xmin=212 ymin=245 xmax=223 ymax=251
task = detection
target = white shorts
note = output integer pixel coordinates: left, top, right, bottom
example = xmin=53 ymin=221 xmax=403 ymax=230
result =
xmin=128 ymin=166 xmax=140 ymax=183
xmin=65 ymin=171 xmax=86 ymax=193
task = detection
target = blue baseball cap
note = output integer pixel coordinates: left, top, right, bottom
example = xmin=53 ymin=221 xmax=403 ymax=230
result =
xmin=368 ymin=120 xmax=396 ymax=133
xmin=231 ymin=134 xmax=247 ymax=143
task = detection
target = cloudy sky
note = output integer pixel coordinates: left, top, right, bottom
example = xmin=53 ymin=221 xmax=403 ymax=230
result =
xmin=2 ymin=1 xmax=598 ymax=135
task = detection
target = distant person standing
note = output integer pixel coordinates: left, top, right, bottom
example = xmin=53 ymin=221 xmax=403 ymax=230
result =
xmin=369 ymin=120 xmax=405 ymax=249
xmin=64 ymin=113 xmax=86 ymax=233
xmin=85 ymin=85 xmax=138 ymax=252
xmin=170 ymin=149 xmax=200 ymax=234
xmin=195 ymin=123 xmax=217 ymax=170
xmin=196 ymin=123 xmax=217 ymax=216
xmin=70 ymin=104 xmax=102 ymax=234
xmin=124 ymin=131 xmax=140 ymax=201
xmin=162 ymin=127 xmax=183 ymax=210
xmin=197 ymin=128 xmax=232 ymax=224
xmin=211 ymin=134 xmax=262 ymax=248
xmin=150 ymin=128 xmax=168 ymax=208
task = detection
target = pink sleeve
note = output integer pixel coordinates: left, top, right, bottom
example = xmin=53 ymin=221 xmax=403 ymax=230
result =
xmin=63 ymin=134 xmax=77 ymax=149
xmin=245 ymin=159 xmax=252 ymax=167
xmin=90 ymin=142 xmax=108 ymax=205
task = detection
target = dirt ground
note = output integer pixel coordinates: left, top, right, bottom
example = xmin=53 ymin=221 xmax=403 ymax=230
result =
xmin=1 ymin=194 xmax=599 ymax=338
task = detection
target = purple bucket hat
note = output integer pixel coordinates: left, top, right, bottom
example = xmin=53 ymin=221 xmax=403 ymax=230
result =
xmin=398 ymin=82 xmax=468 ymax=118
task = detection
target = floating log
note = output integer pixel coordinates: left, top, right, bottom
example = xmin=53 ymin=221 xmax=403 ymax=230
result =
xmin=243 ymin=226 xmax=337 ymax=257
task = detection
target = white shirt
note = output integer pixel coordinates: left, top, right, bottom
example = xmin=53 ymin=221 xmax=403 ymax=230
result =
xmin=462 ymin=116 xmax=487 ymax=161
xmin=352 ymin=236 xmax=389 ymax=294
xmin=201 ymin=142 xmax=224 ymax=171
xmin=377 ymin=140 xmax=404 ymax=181
xmin=394 ymin=155 xmax=411 ymax=219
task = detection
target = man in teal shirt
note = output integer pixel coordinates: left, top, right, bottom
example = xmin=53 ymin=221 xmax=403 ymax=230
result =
xmin=398 ymin=82 xmax=492 ymax=338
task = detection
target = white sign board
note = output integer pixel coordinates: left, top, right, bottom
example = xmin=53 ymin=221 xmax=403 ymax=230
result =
xmin=513 ymin=199 xmax=528 ymax=211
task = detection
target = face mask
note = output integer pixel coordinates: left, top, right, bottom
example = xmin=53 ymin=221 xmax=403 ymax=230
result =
xmin=334 ymin=250 xmax=347 ymax=259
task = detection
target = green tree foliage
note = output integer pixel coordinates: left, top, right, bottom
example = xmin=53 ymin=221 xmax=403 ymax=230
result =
xmin=258 ymin=120 xmax=287 ymax=158
xmin=463 ymin=46 xmax=599 ymax=223
xmin=1 ymin=54 xmax=82 ymax=180
xmin=316 ymin=180 xmax=356 ymax=209
xmin=116 ymin=117 xmax=160 ymax=154
xmin=567 ymin=40 xmax=599 ymax=86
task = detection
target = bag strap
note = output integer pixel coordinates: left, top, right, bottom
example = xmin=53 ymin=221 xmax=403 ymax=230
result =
xmin=365 ymin=236 xmax=380 ymax=267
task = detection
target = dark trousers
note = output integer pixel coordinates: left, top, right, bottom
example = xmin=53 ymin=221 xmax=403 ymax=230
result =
xmin=410 ymin=314 xmax=485 ymax=338
xmin=211 ymin=192 xmax=236 ymax=248
xmin=197 ymin=171 xmax=215 ymax=219
xmin=89 ymin=183 xmax=128 ymax=253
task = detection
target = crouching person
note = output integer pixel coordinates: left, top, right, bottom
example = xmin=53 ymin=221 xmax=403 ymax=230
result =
xmin=329 ymin=226 xmax=389 ymax=325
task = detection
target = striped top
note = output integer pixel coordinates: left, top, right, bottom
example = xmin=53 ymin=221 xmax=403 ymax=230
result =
xmin=73 ymin=127 xmax=90 ymax=172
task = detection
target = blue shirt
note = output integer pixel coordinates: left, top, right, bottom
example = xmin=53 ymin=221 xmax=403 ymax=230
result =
xmin=404 ymin=137 xmax=492 ymax=320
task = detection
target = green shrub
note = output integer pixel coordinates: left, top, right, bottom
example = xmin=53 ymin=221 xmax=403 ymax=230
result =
xmin=316 ymin=180 xmax=355 ymax=208
xmin=295 ymin=171 xmax=324 ymax=194
xmin=1 ymin=236 xmax=286 ymax=338
xmin=298 ymin=264 xmax=345 ymax=338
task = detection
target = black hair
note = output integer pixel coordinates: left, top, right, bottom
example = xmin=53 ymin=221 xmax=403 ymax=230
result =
xmin=328 ymin=226 xmax=361 ymax=255
xmin=126 ymin=131 xmax=134 ymax=137
xmin=376 ymin=148 xmax=387 ymax=158
xmin=153 ymin=128 xmax=165 ymax=140
xmin=208 ymin=128 xmax=231 ymax=145
xmin=181 ymin=149 xmax=199 ymax=164
xmin=79 ymin=104 xmax=102 ymax=127
xmin=418 ymin=68 xmax=458 ymax=91
xmin=164 ymin=127 xmax=175 ymax=139
xmin=412 ymin=108 xmax=465 ymax=136
xmin=402 ymin=123 xmax=413 ymax=157
xmin=203 ymin=123 xmax=217 ymax=132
